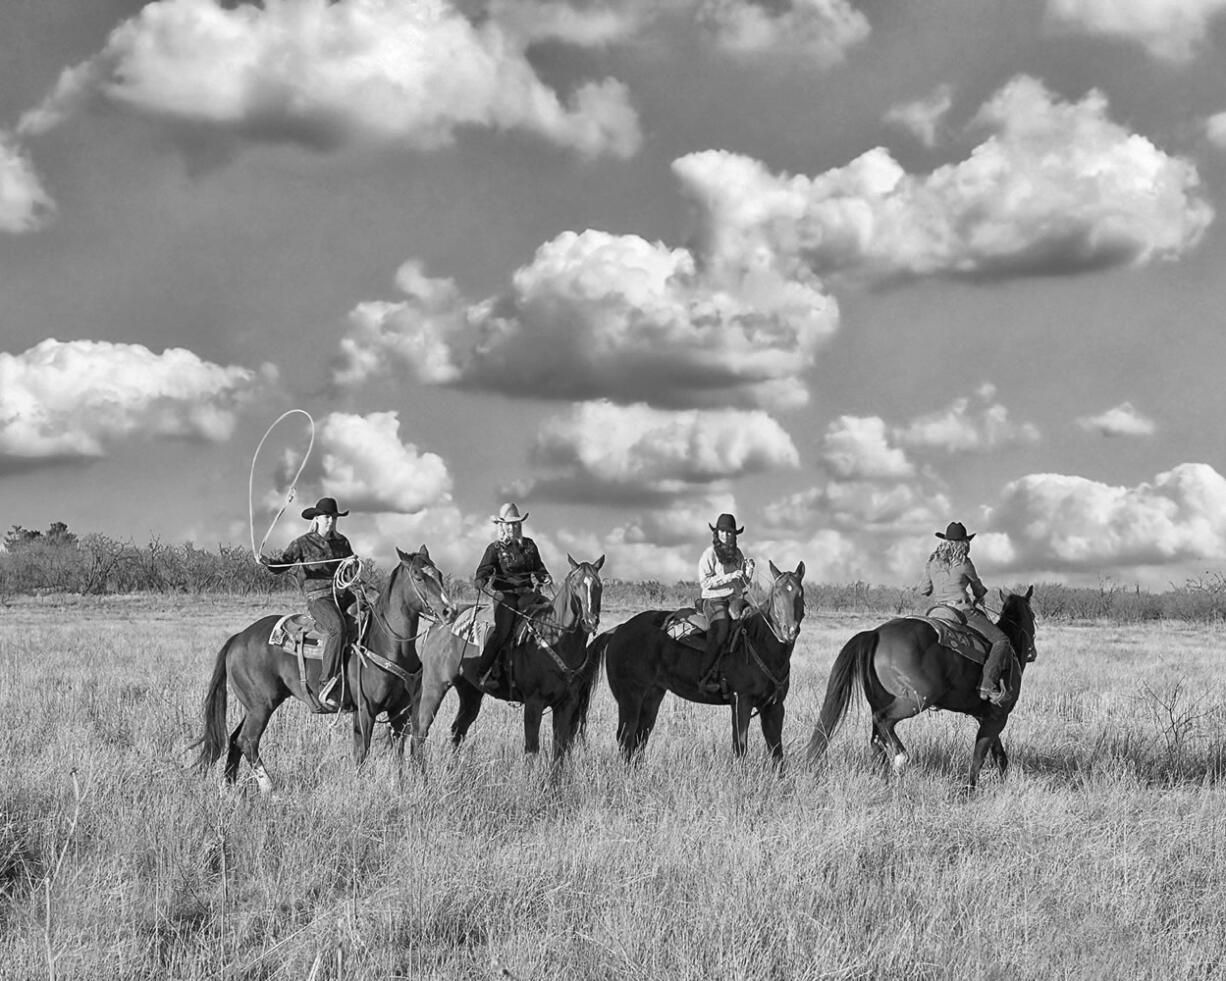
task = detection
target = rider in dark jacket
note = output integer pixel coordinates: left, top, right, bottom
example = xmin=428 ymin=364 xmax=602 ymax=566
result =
xmin=472 ymin=502 xmax=552 ymax=689
xmin=260 ymin=497 xmax=354 ymax=709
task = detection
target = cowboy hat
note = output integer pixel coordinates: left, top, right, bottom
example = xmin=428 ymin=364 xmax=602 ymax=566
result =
xmin=709 ymin=513 xmax=744 ymax=535
xmin=935 ymin=521 xmax=975 ymax=542
xmin=492 ymin=502 xmax=528 ymax=524
xmin=302 ymin=497 xmax=349 ymax=519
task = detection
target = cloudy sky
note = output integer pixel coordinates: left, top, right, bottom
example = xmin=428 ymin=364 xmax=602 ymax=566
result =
xmin=2 ymin=0 xmax=1225 ymax=590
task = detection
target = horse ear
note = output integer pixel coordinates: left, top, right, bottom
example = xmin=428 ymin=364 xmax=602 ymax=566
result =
xmin=795 ymin=561 xmax=805 ymax=581
xmin=999 ymin=588 xmax=1007 ymax=603
xmin=567 ymin=553 xmax=579 ymax=570
xmin=1025 ymin=584 xmax=1034 ymax=600
xmin=419 ymin=544 xmax=430 ymax=560
xmin=396 ymin=547 xmax=411 ymax=564
xmin=594 ymin=554 xmax=605 ymax=571
xmin=769 ymin=560 xmax=782 ymax=579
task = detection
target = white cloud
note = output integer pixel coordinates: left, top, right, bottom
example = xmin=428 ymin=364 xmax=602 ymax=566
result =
xmin=992 ymin=463 xmax=1226 ymax=569
xmin=695 ymin=0 xmax=870 ymax=63
xmin=524 ymin=400 xmax=799 ymax=501
xmin=1076 ymin=402 xmax=1157 ymax=437
xmin=19 ymin=0 xmax=641 ymax=161
xmin=763 ymin=481 xmax=951 ymax=532
xmin=1044 ymin=0 xmax=1226 ymax=62
xmin=0 ymin=339 xmax=271 ymax=470
xmin=820 ymin=416 xmax=913 ymax=480
xmin=333 ymin=229 xmax=839 ymax=410
xmin=313 ymin=412 xmax=453 ymax=515
xmin=674 ymin=75 xmax=1212 ymax=285
xmin=0 ymin=132 xmax=54 ymax=234
xmin=1206 ymin=112 xmax=1226 ymax=151
xmin=883 ymin=84 xmax=954 ymax=149
xmin=895 ymin=392 xmax=1041 ymax=453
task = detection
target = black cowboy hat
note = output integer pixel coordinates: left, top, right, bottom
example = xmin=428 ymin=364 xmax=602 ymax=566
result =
xmin=710 ymin=513 xmax=744 ymax=535
xmin=935 ymin=521 xmax=975 ymax=542
xmin=302 ymin=497 xmax=349 ymax=519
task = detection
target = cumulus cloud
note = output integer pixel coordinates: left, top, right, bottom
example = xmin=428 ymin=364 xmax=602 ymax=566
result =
xmin=310 ymin=412 xmax=453 ymax=514
xmin=1206 ymin=112 xmax=1226 ymax=151
xmin=1044 ymin=0 xmax=1226 ymax=62
xmin=895 ymin=387 xmax=1041 ymax=453
xmin=522 ymin=400 xmax=799 ymax=502
xmin=19 ymin=0 xmax=641 ymax=161
xmin=333 ymin=230 xmax=839 ymax=410
xmin=1076 ymin=402 xmax=1157 ymax=437
xmin=992 ymin=463 xmax=1226 ymax=570
xmin=883 ymin=84 xmax=954 ymax=149
xmin=820 ymin=416 xmax=913 ymax=480
xmin=0 ymin=339 xmax=271 ymax=471
xmin=695 ymin=0 xmax=870 ymax=63
xmin=763 ymin=481 xmax=951 ymax=532
xmin=0 ymin=132 xmax=54 ymax=233
xmin=674 ymin=75 xmax=1212 ymax=285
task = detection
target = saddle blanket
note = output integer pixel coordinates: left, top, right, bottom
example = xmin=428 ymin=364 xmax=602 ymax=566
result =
xmin=898 ymin=614 xmax=991 ymax=664
xmin=662 ymin=607 xmax=708 ymax=642
xmin=450 ymin=605 xmax=494 ymax=648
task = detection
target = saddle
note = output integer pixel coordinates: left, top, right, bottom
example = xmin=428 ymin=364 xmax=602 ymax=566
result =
xmin=899 ymin=608 xmax=991 ymax=664
xmin=268 ymin=605 xmax=369 ymax=712
xmin=662 ymin=607 xmax=708 ymax=650
xmin=450 ymin=605 xmax=494 ymax=648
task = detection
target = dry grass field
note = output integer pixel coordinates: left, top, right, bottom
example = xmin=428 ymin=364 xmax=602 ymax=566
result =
xmin=2 ymin=594 xmax=1224 ymax=980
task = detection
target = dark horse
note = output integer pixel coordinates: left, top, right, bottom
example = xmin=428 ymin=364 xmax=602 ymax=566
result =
xmin=413 ymin=555 xmax=605 ymax=757
xmin=807 ymin=587 xmax=1038 ymax=789
xmin=194 ymin=547 xmax=453 ymax=793
xmin=594 ymin=561 xmax=806 ymax=763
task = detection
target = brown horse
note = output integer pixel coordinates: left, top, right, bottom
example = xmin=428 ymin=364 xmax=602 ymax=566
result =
xmin=194 ymin=547 xmax=453 ymax=792
xmin=594 ymin=560 xmax=806 ymax=763
xmin=412 ymin=555 xmax=605 ymax=758
xmin=807 ymin=587 xmax=1037 ymax=788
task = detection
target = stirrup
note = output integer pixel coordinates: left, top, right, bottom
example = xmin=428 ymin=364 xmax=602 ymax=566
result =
xmin=318 ymin=675 xmax=340 ymax=708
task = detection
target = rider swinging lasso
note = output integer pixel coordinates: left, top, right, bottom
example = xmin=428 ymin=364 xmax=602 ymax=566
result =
xmin=259 ymin=496 xmax=355 ymax=710
xmin=697 ymin=512 xmax=755 ymax=693
xmin=472 ymin=503 xmax=553 ymax=691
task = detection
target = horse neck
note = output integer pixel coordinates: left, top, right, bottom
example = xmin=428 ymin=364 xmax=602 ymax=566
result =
xmin=536 ymin=584 xmax=579 ymax=645
xmin=743 ymin=607 xmax=793 ymax=660
xmin=996 ymin=604 xmax=1030 ymax=665
xmin=371 ymin=565 xmax=420 ymax=651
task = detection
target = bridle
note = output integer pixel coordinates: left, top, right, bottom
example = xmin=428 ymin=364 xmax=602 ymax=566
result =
xmin=371 ymin=556 xmax=447 ymax=644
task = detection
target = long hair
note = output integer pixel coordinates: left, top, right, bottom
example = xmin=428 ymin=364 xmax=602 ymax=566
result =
xmin=713 ymin=531 xmax=740 ymax=565
xmin=928 ymin=539 xmax=970 ymax=568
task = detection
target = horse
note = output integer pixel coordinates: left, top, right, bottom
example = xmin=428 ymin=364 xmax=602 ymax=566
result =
xmin=594 ymin=560 xmax=806 ymax=763
xmin=194 ymin=547 xmax=453 ymax=793
xmin=806 ymin=587 xmax=1038 ymax=789
xmin=412 ymin=555 xmax=605 ymax=758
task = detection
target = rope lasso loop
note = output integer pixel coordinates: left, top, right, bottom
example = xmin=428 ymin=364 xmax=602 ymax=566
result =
xmin=249 ymin=409 xmax=315 ymax=562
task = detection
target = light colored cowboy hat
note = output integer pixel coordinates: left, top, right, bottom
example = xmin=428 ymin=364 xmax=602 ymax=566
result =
xmin=302 ymin=497 xmax=349 ymax=519
xmin=492 ymin=502 xmax=528 ymax=524
xmin=935 ymin=521 xmax=975 ymax=542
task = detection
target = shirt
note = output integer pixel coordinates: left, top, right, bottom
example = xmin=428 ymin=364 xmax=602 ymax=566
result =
xmin=474 ymin=537 xmax=550 ymax=593
xmin=917 ymin=555 xmax=987 ymax=611
xmin=265 ymin=530 xmax=354 ymax=597
xmin=698 ymin=544 xmax=750 ymax=601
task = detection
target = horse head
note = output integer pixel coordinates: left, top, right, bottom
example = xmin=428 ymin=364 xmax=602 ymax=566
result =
xmin=999 ymin=584 xmax=1037 ymax=663
xmin=394 ymin=545 xmax=454 ymax=622
xmin=561 ymin=553 xmax=605 ymax=635
xmin=762 ymin=559 xmax=806 ymax=645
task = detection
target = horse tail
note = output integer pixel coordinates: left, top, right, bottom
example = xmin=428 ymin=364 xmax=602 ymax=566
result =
xmin=192 ymin=634 xmax=234 ymax=773
xmin=807 ymin=630 xmax=877 ymax=763
xmin=574 ymin=628 xmax=611 ymax=742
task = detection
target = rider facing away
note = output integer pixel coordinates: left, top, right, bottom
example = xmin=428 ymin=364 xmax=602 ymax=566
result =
xmin=916 ymin=521 xmax=1013 ymax=706
xmin=260 ymin=496 xmax=355 ymax=709
xmin=472 ymin=502 xmax=552 ymax=691
xmin=697 ymin=512 xmax=755 ymax=693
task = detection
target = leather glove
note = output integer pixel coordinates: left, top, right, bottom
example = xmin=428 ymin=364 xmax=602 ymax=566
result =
xmin=258 ymin=553 xmax=272 ymax=567
xmin=538 ymin=575 xmax=552 ymax=587
xmin=491 ymin=589 xmax=506 ymax=602
xmin=743 ymin=559 xmax=755 ymax=580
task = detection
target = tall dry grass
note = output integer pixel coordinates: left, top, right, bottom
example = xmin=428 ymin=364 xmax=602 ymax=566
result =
xmin=1 ymin=596 xmax=1224 ymax=980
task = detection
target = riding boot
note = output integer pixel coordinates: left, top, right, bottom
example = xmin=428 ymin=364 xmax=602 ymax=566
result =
xmin=698 ymin=625 xmax=726 ymax=693
xmin=979 ymin=640 xmax=1013 ymax=705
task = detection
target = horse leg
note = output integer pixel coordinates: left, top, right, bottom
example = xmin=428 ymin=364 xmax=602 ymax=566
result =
xmin=871 ymin=704 xmax=913 ymax=776
xmin=550 ymin=697 xmax=579 ymax=759
xmin=990 ymin=736 xmax=1009 ymax=776
xmin=235 ymin=699 xmax=283 ymax=794
xmin=615 ymin=699 xmax=643 ymax=762
xmin=523 ymin=699 xmax=545 ymax=754
xmin=223 ymin=720 xmax=245 ymax=784
xmin=351 ymin=699 xmax=375 ymax=771
xmin=632 ymin=690 xmax=666 ymax=758
xmin=411 ymin=667 xmax=452 ymax=758
xmin=730 ymin=692 xmax=753 ymax=758
xmin=449 ymin=678 xmax=484 ymax=748
xmin=758 ymin=701 xmax=786 ymax=767
xmin=967 ymin=720 xmax=1007 ymax=789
